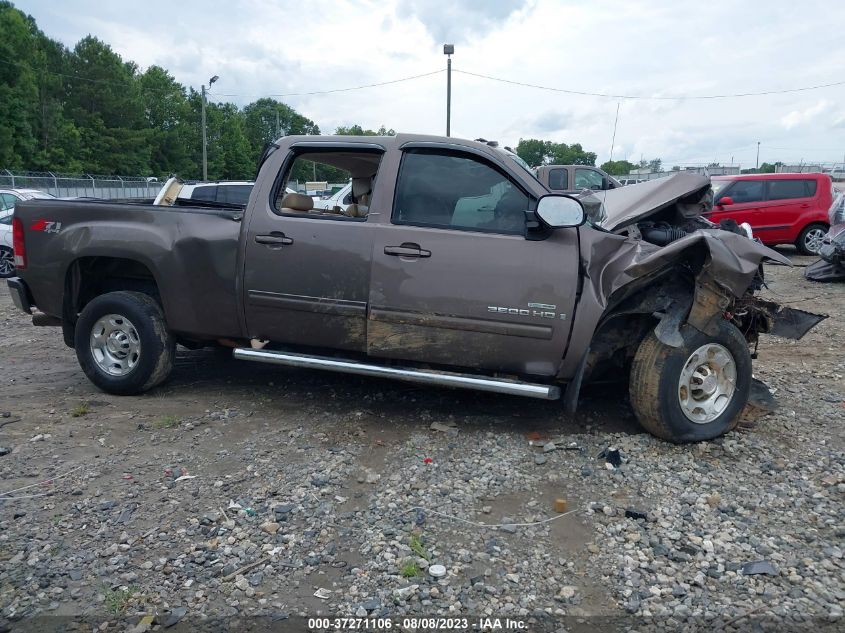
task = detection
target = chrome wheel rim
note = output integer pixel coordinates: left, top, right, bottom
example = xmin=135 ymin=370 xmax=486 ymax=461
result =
xmin=804 ymin=228 xmax=826 ymax=254
xmin=90 ymin=314 xmax=141 ymax=376
xmin=0 ymin=249 xmax=13 ymax=276
xmin=678 ymin=343 xmax=737 ymax=424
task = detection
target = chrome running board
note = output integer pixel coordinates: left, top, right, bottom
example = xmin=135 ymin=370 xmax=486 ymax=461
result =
xmin=233 ymin=348 xmax=560 ymax=400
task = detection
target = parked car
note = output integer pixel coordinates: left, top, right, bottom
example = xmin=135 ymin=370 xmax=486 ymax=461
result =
xmin=534 ymin=165 xmax=622 ymax=193
xmin=708 ymin=173 xmax=834 ymax=255
xmin=154 ymin=180 xmax=296 ymax=207
xmin=0 ymin=209 xmax=13 ymax=277
xmin=0 ymin=188 xmax=55 ymax=211
xmin=619 ymin=179 xmax=645 ymax=186
xmin=312 ymin=182 xmax=354 ymax=211
xmin=7 ymin=134 xmax=822 ymax=443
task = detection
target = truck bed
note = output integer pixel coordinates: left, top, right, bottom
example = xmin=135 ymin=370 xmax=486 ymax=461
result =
xmin=13 ymin=199 xmax=243 ymax=340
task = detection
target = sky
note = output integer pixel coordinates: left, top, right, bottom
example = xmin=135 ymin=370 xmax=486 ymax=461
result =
xmin=18 ymin=0 xmax=845 ymax=168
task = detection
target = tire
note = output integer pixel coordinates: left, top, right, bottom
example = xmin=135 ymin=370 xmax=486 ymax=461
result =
xmin=629 ymin=320 xmax=751 ymax=443
xmin=74 ymin=291 xmax=174 ymax=395
xmin=796 ymin=223 xmax=828 ymax=256
xmin=0 ymin=247 xmax=14 ymax=278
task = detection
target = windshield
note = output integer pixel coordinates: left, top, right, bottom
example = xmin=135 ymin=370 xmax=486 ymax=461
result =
xmin=501 ymin=149 xmax=542 ymax=186
xmin=711 ymin=180 xmax=730 ymax=196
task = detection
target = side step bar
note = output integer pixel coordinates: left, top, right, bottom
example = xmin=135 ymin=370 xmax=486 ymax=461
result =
xmin=233 ymin=348 xmax=561 ymax=400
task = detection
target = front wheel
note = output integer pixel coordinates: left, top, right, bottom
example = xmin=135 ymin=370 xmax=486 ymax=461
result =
xmin=74 ymin=291 xmax=175 ymax=395
xmin=629 ymin=320 xmax=751 ymax=443
xmin=796 ymin=223 xmax=827 ymax=256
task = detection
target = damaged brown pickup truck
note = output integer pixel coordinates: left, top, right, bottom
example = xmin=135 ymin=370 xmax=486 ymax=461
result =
xmin=7 ymin=134 xmax=824 ymax=442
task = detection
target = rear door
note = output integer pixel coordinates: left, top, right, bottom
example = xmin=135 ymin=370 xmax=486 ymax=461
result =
xmin=368 ymin=147 xmax=580 ymax=378
xmin=242 ymin=146 xmax=383 ymax=352
xmin=762 ymin=178 xmax=816 ymax=243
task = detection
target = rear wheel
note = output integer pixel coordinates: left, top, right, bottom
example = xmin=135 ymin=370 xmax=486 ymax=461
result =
xmin=0 ymin=247 xmax=14 ymax=278
xmin=796 ymin=223 xmax=827 ymax=255
xmin=74 ymin=291 xmax=174 ymax=395
xmin=629 ymin=320 xmax=751 ymax=443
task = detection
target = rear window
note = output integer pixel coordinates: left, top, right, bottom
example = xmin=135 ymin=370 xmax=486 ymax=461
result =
xmin=768 ymin=179 xmax=814 ymax=200
xmin=217 ymin=185 xmax=252 ymax=205
xmin=190 ymin=186 xmax=217 ymax=202
xmin=547 ymin=168 xmax=568 ymax=190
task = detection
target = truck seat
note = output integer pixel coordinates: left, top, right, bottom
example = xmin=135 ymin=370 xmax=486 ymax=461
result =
xmin=279 ymin=192 xmax=314 ymax=214
xmin=344 ymin=177 xmax=372 ymax=218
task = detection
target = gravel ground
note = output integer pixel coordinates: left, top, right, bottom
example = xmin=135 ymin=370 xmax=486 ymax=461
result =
xmin=0 ymin=250 xmax=843 ymax=632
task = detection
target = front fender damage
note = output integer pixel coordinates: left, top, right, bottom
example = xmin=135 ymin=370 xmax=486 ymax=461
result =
xmin=563 ymin=228 xmax=826 ymax=412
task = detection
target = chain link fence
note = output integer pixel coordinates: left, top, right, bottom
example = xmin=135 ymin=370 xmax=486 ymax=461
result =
xmin=0 ymin=170 xmax=163 ymax=199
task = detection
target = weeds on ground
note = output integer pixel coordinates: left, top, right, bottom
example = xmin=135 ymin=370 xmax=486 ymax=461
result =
xmin=409 ymin=534 xmax=431 ymax=561
xmin=400 ymin=560 xmax=422 ymax=578
xmin=103 ymin=586 xmax=138 ymax=615
xmin=70 ymin=403 xmax=90 ymax=417
xmin=153 ymin=415 xmax=180 ymax=429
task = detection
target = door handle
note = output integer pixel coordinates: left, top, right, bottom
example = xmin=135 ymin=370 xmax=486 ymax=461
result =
xmin=384 ymin=243 xmax=431 ymax=258
xmin=255 ymin=232 xmax=293 ymax=246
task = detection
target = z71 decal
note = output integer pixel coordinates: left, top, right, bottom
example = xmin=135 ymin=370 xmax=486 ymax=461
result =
xmin=30 ymin=219 xmax=62 ymax=233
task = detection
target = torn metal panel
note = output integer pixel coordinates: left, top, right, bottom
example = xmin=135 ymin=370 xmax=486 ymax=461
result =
xmin=745 ymin=298 xmax=828 ymax=340
xmin=805 ymin=223 xmax=845 ymax=282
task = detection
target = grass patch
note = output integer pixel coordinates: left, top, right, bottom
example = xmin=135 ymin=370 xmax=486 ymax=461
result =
xmin=153 ymin=415 xmax=180 ymax=429
xmin=103 ymin=586 xmax=138 ymax=615
xmin=400 ymin=559 xmax=422 ymax=578
xmin=409 ymin=534 xmax=431 ymax=561
xmin=70 ymin=402 xmax=90 ymax=417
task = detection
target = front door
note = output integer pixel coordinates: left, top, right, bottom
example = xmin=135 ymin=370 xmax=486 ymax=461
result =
xmin=368 ymin=149 xmax=580 ymax=377
xmin=710 ymin=178 xmax=765 ymax=236
xmin=242 ymin=148 xmax=383 ymax=352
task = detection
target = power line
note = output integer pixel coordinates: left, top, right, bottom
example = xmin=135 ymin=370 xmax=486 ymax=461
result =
xmin=453 ymin=68 xmax=845 ymax=100
xmin=208 ymin=69 xmax=443 ymax=99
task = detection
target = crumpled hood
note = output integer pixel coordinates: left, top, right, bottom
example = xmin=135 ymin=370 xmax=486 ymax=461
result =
xmin=578 ymin=172 xmax=713 ymax=231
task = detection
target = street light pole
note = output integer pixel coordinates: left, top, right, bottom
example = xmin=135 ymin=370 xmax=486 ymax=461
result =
xmin=756 ymin=141 xmax=760 ymax=170
xmin=202 ymin=75 xmax=219 ymax=181
xmin=443 ymin=44 xmax=454 ymax=137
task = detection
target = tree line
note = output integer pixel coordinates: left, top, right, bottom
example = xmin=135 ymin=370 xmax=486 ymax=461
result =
xmin=2 ymin=1 xmax=637 ymax=182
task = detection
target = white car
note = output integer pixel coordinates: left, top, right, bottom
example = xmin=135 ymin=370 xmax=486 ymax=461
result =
xmin=0 ymin=188 xmax=55 ymax=211
xmin=312 ymin=182 xmax=353 ymax=211
xmin=0 ymin=209 xmax=14 ymax=278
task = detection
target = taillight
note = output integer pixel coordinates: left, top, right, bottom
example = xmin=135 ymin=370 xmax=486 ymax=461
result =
xmin=12 ymin=217 xmax=26 ymax=270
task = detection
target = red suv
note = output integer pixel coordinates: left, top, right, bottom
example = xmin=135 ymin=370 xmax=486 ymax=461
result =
xmin=709 ymin=173 xmax=833 ymax=254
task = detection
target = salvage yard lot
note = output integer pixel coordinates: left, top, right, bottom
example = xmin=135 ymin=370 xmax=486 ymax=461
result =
xmin=0 ymin=252 xmax=843 ymax=631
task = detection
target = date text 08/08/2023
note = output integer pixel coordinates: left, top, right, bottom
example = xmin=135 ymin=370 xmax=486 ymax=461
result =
xmin=307 ymin=616 xmax=528 ymax=630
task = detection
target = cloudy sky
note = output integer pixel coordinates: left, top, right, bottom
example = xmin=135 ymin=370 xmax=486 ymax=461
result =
xmin=19 ymin=0 xmax=845 ymax=167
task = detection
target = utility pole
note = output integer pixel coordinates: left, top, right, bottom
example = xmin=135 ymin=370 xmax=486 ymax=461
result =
xmin=443 ymin=44 xmax=454 ymax=136
xmin=756 ymin=141 xmax=760 ymax=170
xmin=201 ymin=75 xmax=219 ymax=181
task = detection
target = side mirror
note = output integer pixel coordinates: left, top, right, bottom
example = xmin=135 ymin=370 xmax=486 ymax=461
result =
xmin=535 ymin=195 xmax=585 ymax=228
xmin=718 ymin=196 xmax=734 ymax=206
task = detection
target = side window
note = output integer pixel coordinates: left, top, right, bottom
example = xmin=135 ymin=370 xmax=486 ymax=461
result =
xmin=393 ymin=151 xmax=529 ymax=235
xmin=574 ymin=168 xmax=604 ymax=191
xmin=272 ymin=150 xmax=382 ymax=219
xmin=726 ymin=180 xmax=764 ymax=203
xmin=0 ymin=213 xmax=12 ymax=225
xmin=191 ymin=186 xmax=218 ymax=203
xmin=548 ymin=168 xmax=568 ymax=190
xmin=805 ymin=179 xmax=817 ymax=196
xmin=767 ymin=179 xmax=808 ymax=201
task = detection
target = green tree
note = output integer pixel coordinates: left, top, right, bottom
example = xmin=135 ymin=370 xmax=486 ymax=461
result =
xmin=516 ymin=138 xmax=596 ymax=167
xmin=219 ymin=103 xmax=253 ymax=179
xmin=64 ymin=36 xmax=150 ymax=173
xmin=139 ymin=65 xmax=195 ymax=177
xmin=0 ymin=1 xmax=39 ymax=169
xmin=648 ymin=158 xmax=662 ymax=172
xmin=334 ymin=124 xmax=395 ymax=135
xmin=600 ymin=159 xmax=636 ymax=175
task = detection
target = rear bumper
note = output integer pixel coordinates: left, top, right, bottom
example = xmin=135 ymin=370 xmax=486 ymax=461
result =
xmin=6 ymin=277 xmax=33 ymax=314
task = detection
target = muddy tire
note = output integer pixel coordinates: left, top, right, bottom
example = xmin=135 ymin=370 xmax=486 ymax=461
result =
xmin=629 ymin=320 xmax=751 ymax=443
xmin=74 ymin=291 xmax=174 ymax=395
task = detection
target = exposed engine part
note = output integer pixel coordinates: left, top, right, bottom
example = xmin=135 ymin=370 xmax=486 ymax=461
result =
xmin=638 ymin=221 xmax=688 ymax=246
